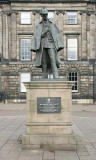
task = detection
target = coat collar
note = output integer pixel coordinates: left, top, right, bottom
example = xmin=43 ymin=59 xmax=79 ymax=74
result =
xmin=39 ymin=19 xmax=52 ymax=24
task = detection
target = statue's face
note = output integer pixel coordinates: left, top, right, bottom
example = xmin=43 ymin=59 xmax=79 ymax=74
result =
xmin=41 ymin=14 xmax=48 ymax=21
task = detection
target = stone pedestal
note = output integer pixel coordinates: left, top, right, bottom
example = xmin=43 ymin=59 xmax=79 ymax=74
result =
xmin=22 ymin=80 xmax=77 ymax=150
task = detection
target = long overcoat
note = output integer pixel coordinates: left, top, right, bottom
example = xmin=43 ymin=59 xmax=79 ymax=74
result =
xmin=31 ymin=20 xmax=64 ymax=68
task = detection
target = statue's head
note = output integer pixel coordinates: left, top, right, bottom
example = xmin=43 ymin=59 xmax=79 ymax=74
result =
xmin=40 ymin=7 xmax=48 ymax=20
xmin=40 ymin=7 xmax=48 ymax=15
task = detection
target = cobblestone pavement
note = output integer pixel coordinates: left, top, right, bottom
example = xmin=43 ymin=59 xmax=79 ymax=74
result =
xmin=0 ymin=103 xmax=96 ymax=160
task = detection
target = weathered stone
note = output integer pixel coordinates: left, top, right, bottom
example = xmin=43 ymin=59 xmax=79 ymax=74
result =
xmin=22 ymin=80 xmax=76 ymax=150
xmin=0 ymin=1 xmax=96 ymax=103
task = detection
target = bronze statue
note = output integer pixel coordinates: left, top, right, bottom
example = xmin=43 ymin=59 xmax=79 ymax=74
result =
xmin=31 ymin=7 xmax=64 ymax=78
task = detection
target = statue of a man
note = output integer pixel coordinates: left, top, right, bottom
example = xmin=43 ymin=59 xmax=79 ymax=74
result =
xmin=31 ymin=7 xmax=64 ymax=78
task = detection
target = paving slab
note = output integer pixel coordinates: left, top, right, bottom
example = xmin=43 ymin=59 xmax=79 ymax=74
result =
xmin=43 ymin=151 xmax=54 ymax=160
xmin=79 ymin=156 xmax=96 ymax=160
xmin=0 ymin=103 xmax=96 ymax=160
xmin=18 ymin=150 xmax=43 ymax=160
xmin=55 ymin=151 xmax=79 ymax=160
xmin=85 ymin=144 xmax=96 ymax=156
xmin=92 ymin=142 xmax=96 ymax=150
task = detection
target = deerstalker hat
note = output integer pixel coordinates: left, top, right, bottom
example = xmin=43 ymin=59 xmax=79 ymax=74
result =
xmin=40 ymin=7 xmax=48 ymax=15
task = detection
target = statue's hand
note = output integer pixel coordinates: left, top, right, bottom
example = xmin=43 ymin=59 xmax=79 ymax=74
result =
xmin=41 ymin=27 xmax=49 ymax=38
xmin=41 ymin=32 xmax=46 ymax=38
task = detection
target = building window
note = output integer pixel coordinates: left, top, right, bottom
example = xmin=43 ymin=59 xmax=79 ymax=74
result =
xmin=67 ymin=12 xmax=77 ymax=24
xmin=20 ymin=39 xmax=31 ymax=60
xmin=48 ymin=12 xmax=54 ymax=22
xmin=20 ymin=73 xmax=31 ymax=92
xmin=68 ymin=72 xmax=78 ymax=92
xmin=67 ymin=38 xmax=78 ymax=60
xmin=21 ymin=12 xmax=31 ymax=24
xmin=48 ymin=73 xmax=53 ymax=79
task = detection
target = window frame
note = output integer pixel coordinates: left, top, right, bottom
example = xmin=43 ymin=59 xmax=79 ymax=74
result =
xmin=68 ymin=72 xmax=78 ymax=93
xmin=20 ymin=72 xmax=31 ymax=93
xmin=21 ymin=11 xmax=31 ymax=25
xmin=67 ymin=12 xmax=77 ymax=25
xmin=20 ymin=38 xmax=31 ymax=61
xmin=48 ymin=12 xmax=54 ymax=22
xmin=67 ymin=36 xmax=78 ymax=61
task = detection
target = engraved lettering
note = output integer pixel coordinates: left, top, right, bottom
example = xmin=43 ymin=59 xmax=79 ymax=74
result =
xmin=37 ymin=97 xmax=61 ymax=114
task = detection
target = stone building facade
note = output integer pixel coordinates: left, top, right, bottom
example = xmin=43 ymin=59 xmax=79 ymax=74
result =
xmin=0 ymin=0 xmax=96 ymax=103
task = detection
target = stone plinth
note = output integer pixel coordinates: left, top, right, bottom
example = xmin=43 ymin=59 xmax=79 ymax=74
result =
xmin=22 ymin=79 xmax=77 ymax=150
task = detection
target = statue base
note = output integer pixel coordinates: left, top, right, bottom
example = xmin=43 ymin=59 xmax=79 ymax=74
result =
xmin=22 ymin=79 xmax=77 ymax=150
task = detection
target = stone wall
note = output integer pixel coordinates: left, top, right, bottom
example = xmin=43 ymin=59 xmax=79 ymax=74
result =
xmin=0 ymin=1 xmax=96 ymax=103
xmin=0 ymin=61 xmax=93 ymax=103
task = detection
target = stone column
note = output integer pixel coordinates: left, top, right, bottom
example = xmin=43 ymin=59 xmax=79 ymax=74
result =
xmin=11 ymin=12 xmax=17 ymax=60
xmin=0 ymin=11 xmax=2 ymax=89
xmin=57 ymin=13 xmax=64 ymax=60
xmin=95 ymin=14 xmax=96 ymax=60
xmin=64 ymin=34 xmax=66 ymax=60
xmin=0 ymin=12 xmax=2 ymax=57
xmin=34 ymin=13 xmax=40 ymax=26
xmin=78 ymin=35 xmax=82 ymax=60
xmin=54 ymin=11 xmax=58 ymax=26
xmin=89 ymin=14 xmax=96 ymax=59
xmin=8 ymin=13 xmax=11 ymax=60
xmin=63 ymin=12 xmax=66 ymax=60
xmin=78 ymin=13 xmax=82 ymax=60
xmin=81 ymin=13 xmax=87 ymax=60
xmin=32 ymin=12 xmax=35 ymax=30
xmin=6 ymin=13 xmax=8 ymax=59
xmin=57 ymin=13 xmax=64 ymax=32
xmin=86 ymin=14 xmax=90 ymax=60
xmin=55 ymin=12 xmax=65 ymax=60
xmin=2 ymin=13 xmax=9 ymax=59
